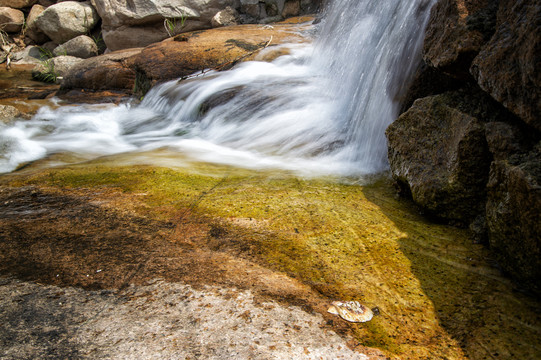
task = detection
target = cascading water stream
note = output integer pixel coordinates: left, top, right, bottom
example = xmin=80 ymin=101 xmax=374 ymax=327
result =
xmin=0 ymin=0 xmax=435 ymax=176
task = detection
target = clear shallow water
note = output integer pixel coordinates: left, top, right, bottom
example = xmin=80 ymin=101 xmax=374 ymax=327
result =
xmin=0 ymin=0 xmax=434 ymax=176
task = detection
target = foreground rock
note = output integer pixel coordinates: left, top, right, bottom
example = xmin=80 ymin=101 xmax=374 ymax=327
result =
xmin=61 ymin=18 xmax=313 ymax=93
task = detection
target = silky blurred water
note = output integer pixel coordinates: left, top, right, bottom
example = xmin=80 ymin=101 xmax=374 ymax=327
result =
xmin=0 ymin=0 xmax=435 ymax=176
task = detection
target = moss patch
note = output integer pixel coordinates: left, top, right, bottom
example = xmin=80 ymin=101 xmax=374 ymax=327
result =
xmin=1 ymin=163 xmax=540 ymax=359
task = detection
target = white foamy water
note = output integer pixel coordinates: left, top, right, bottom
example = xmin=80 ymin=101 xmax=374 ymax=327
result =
xmin=0 ymin=0 xmax=435 ymax=176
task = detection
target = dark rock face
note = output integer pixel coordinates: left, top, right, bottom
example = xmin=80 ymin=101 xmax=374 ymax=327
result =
xmin=386 ymin=90 xmax=492 ymax=223
xmin=387 ymin=0 xmax=541 ymax=293
xmin=486 ymin=145 xmax=541 ymax=293
xmin=423 ymin=0 xmax=498 ymax=79
xmin=470 ymin=0 xmax=541 ymax=132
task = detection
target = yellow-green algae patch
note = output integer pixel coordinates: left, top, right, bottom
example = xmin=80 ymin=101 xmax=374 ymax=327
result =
xmin=3 ymin=163 xmax=540 ymax=359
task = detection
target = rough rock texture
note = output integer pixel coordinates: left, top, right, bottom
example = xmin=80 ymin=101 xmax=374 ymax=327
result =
xmin=91 ymin=0 xmax=240 ymax=50
xmin=470 ymin=0 xmax=541 ymax=132
xmin=34 ymin=1 xmax=100 ymax=44
xmin=0 ymin=105 xmax=21 ymax=124
xmin=32 ymin=55 xmax=85 ymax=82
xmin=0 ymin=278 xmax=369 ymax=359
xmin=386 ymin=90 xmax=492 ymax=223
xmin=485 ymin=144 xmax=541 ymax=294
xmin=423 ymin=0 xmax=498 ymax=78
xmin=53 ymin=35 xmax=98 ymax=58
xmin=211 ymin=6 xmax=239 ymax=27
xmin=0 ymin=0 xmax=37 ymax=8
xmin=61 ymin=48 xmax=141 ymax=91
xmin=389 ymin=0 xmax=541 ymax=294
xmin=24 ymin=4 xmax=49 ymax=44
xmin=90 ymin=0 xmax=320 ymax=50
xmin=0 ymin=7 xmax=25 ymax=33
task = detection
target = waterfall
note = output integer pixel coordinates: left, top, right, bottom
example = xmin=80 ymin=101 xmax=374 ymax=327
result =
xmin=0 ymin=0 xmax=435 ymax=176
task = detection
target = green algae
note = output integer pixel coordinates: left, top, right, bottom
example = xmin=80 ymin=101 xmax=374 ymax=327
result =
xmin=3 ymin=162 xmax=540 ymax=359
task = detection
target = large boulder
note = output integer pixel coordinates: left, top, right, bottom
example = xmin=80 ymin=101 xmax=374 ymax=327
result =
xmin=0 ymin=7 xmax=25 ymax=33
xmin=423 ymin=0 xmax=498 ymax=78
xmin=34 ymin=1 xmax=99 ymax=44
xmin=53 ymin=35 xmax=98 ymax=58
xmin=486 ymin=144 xmax=541 ymax=294
xmin=0 ymin=0 xmax=37 ymax=9
xmin=470 ymin=0 xmax=541 ymax=132
xmin=90 ymin=0 xmax=240 ymax=50
xmin=24 ymin=4 xmax=49 ymax=44
xmin=386 ymin=89 xmax=496 ymax=223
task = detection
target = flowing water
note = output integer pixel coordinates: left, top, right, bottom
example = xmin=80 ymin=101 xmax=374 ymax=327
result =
xmin=0 ymin=0 xmax=434 ymax=176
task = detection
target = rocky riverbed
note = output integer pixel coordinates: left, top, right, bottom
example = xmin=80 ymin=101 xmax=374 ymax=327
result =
xmin=1 ymin=156 xmax=540 ymax=359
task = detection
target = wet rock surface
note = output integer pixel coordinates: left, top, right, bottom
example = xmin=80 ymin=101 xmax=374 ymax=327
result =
xmin=388 ymin=0 xmax=541 ymax=293
xmin=60 ymin=18 xmax=313 ymax=94
xmin=0 ymin=163 xmax=540 ymax=359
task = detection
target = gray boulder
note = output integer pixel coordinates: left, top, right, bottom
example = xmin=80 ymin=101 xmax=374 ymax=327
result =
xmin=90 ymin=0 xmax=240 ymax=51
xmin=53 ymin=35 xmax=98 ymax=58
xmin=34 ymin=1 xmax=99 ymax=44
